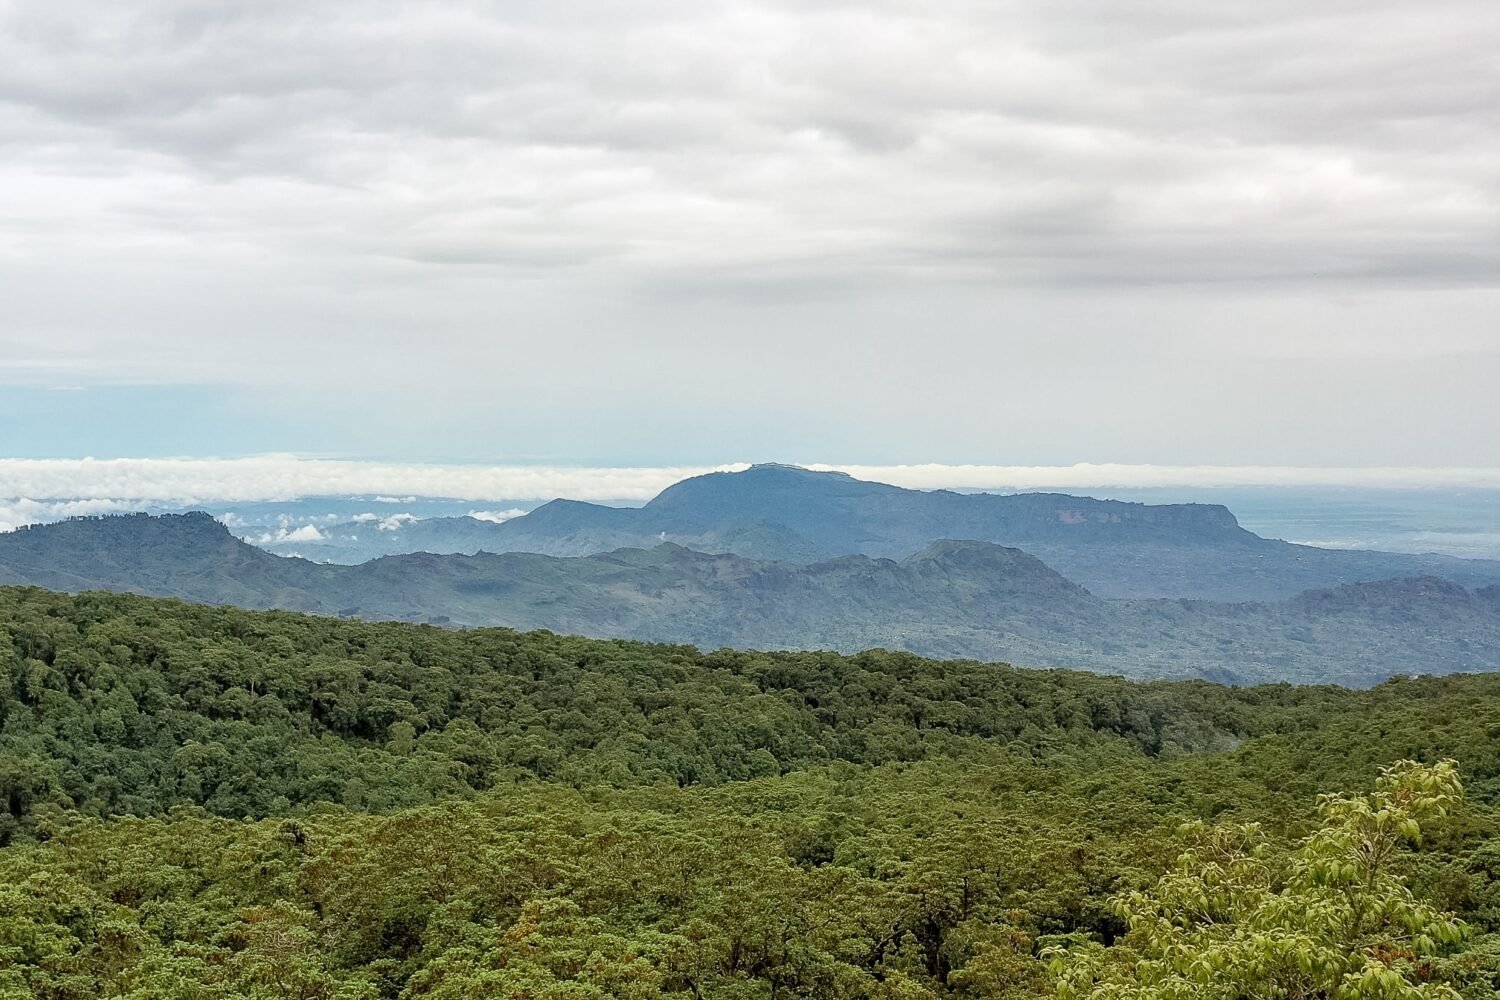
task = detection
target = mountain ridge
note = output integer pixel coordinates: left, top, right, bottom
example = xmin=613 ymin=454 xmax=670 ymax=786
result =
xmin=3 ymin=512 xmax=1497 ymax=687
xmin=236 ymin=465 xmax=1500 ymax=601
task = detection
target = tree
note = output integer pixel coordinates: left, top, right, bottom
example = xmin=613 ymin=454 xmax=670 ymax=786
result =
xmin=1051 ymin=760 xmax=1469 ymax=1000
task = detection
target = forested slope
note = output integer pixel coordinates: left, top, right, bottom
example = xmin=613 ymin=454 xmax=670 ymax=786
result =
xmin=6 ymin=588 xmax=1500 ymax=998
xmin=6 ymin=584 xmax=1500 ymax=832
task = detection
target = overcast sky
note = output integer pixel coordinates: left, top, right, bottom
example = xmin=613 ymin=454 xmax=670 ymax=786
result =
xmin=2 ymin=0 xmax=1497 ymax=471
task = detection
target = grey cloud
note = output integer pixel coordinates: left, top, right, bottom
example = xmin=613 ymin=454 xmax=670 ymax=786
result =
xmin=1 ymin=0 xmax=1495 ymax=286
xmin=2 ymin=0 xmax=1499 ymax=469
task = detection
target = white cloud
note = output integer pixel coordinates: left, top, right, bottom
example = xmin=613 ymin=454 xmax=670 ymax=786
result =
xmin=254 ymin=522 xmax=327 ymax=545
xmin=376 ymin=513 xmax=418 ymax=532
xmin=467 ymin=508 xmax=529 ymax=524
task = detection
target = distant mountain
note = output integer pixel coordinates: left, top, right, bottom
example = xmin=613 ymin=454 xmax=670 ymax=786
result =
xmin=498 ymin=462 xmax=1255 ymax=551
xmin=4 ymin=512 xmax=1498 ymax=687
xmin=251 ymin=464 xmax=1500 ymax=602
xmin=0 ymin=512 xmax=334 ymax=607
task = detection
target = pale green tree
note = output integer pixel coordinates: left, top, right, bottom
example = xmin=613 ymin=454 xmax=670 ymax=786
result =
xmin=1051 ymin=760 xmax=1468 ymax=1000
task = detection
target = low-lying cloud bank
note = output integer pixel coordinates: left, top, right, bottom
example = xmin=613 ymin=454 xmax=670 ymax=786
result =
xmin=0 ymin=458 xmax=748 ymax=508
xmin=2 ymin=457 xmax=1500 ymax=525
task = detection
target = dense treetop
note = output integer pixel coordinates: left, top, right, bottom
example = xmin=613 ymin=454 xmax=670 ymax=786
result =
xmin=7 ymin=584 xmax=1500 ymax=832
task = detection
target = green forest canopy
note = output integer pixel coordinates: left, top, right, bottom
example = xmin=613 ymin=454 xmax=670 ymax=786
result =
xmin=4 ymin=585 xmax=1500 ymax=998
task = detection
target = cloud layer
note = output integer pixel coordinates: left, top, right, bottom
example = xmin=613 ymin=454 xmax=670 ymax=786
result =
xmin=0 ymin=457 xmax=749 ymax=505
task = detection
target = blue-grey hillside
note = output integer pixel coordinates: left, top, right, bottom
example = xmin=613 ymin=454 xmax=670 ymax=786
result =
xmin=257 ymin=465 xmax=1500 ymax=602
xmin=3 ymin=512 xmax=1497 ymax=687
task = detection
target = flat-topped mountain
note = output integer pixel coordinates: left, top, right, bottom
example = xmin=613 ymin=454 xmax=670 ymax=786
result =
xmin=500 ymin=463 xmax=1256 ymax=553
xmin=246 ymin=465 xmax=1500 ymax=601
xmin=4 ymin=512 xmax=1498 ymax=687
xmin=646 ymin=464 xmax=1247 ymax=538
